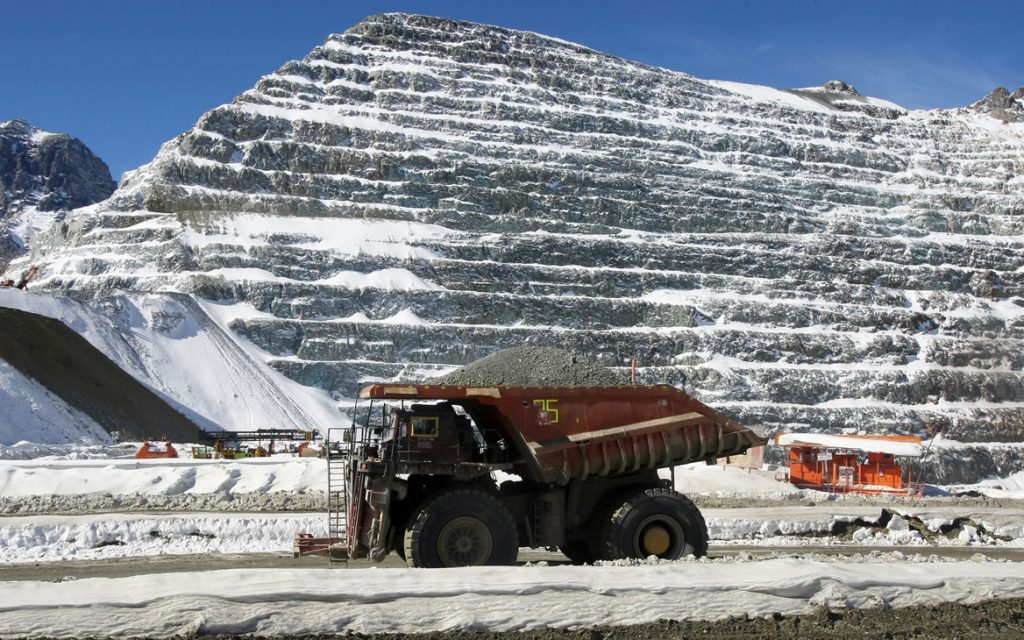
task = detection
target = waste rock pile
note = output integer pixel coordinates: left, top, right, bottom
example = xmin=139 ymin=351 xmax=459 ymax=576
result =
xmin=431 ymin=347 xmax=625 ymax=387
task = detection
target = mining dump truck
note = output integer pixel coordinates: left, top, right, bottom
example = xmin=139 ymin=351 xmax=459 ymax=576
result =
xmin=321 ymin=383 xmax=764 ymax=567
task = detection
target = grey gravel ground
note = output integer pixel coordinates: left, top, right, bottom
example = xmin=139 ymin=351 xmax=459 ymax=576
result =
xmin=17 ymin=598 xmax=1024 ymax=640
xmin=326 ymin=597 xmax=1024 ymax=639
xmin=431 ymin=347 xmax=625 ymax=386
xmin=18 ymin=599 xmax=1024 ymax=639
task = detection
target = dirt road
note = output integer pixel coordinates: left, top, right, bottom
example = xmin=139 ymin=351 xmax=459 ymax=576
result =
xmin=3 ymin=548 xmax=1022 ymax=638
xmin=3 ymin=544 xmax=1022 ymax=582
xmin=333 ymin=598 xmax=1024 ymax=639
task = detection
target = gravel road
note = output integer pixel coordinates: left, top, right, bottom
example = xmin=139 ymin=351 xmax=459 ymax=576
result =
xmin=5 ymin=549 xmax=1022 ymax=639
xmin=4 ymin=545 xmax=1023 ymax=581
xmin=330 ymin=598 xmax=1024 ymax=639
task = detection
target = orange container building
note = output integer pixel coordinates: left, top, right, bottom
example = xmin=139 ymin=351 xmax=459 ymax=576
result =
xmin=775 ymin=433 xmax=922 ymax=495
xmin=135 ymin=440 xmax=179 ymax=459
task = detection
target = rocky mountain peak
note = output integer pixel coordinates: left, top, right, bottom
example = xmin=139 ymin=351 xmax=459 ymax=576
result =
xmin=0 ymin=119 xmax=117 ymax=269
xmin=0 ymin=119 xmax=117 ymax=212
xmin=971 ymin=86 xmax=1024 ymax=122
xmin=1 ymin=118 xmax=34 ymax=136
xmin=820 ymin=79 xmax=860 ymax=95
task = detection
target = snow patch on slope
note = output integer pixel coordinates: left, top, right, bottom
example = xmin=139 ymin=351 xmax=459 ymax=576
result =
xmin=182 ymin=214 xmax=456 ymax=260
xmin=708 ymin=80 xmax=835 ymax=113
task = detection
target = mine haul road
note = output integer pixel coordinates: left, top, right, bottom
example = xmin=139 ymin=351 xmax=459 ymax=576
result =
xmin=2 ymin=545 xmax=1023 ymax=581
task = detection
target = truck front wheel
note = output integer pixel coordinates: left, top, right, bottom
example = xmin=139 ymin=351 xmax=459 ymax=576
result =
xmin=597 ymin=488 xmax=708 ymax=560
xmin=404 ymin=488 xmax=519 ymax=568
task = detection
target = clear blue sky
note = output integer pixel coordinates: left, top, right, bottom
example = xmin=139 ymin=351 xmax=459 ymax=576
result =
xmin=3 ymin=0 xmax=1020 ymax=179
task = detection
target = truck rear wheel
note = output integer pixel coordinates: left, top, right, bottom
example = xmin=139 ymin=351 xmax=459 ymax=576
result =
xmin=596 ymin=488 xmax=707 ymax=560
xmin=404 ymin=488 xmax=519 ymax=568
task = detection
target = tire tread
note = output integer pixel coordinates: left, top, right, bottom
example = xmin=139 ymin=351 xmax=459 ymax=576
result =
xmin=597 ymin=487 xmax=708 ymax=560
xmin=404 ymin=487 xmax=518 ymax=567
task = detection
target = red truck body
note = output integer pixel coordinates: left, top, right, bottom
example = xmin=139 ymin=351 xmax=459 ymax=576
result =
xmin=322 ymin=383 xmax=765 ymax=567
xmin=358 ymin=383 xmax=762 ymax=484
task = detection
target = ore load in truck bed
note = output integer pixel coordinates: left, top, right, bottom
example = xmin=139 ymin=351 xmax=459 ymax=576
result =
xmin=430 ymin=347 xmax=625 ymax=387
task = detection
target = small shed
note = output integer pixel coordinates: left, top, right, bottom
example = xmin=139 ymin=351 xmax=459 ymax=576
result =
xmin=775 ymin=433 xmax=923 ymax=495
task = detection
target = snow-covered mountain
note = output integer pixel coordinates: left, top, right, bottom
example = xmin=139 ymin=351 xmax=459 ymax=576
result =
xmin=7 ymin=14 xmax=1024 ymax=459
xmin=0 ymin=119 xmax=116 ymax=270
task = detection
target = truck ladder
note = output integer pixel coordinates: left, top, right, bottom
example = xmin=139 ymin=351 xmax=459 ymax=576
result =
xmin=326 ymin=428 xmax=349 ymax=565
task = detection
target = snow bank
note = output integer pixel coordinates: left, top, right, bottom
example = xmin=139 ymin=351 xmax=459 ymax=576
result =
xmin=0 ymin=458 xmax=326 ymax=498
xmin=1 ymin=559 xmax=1022 ymax=637
xmin=0 ymin=512 xmax=323 ymax=563
xmin=662 ymin=463 xmax=799 ymax=496
xmin=944 ymin=470 xmax=1024 ymax=499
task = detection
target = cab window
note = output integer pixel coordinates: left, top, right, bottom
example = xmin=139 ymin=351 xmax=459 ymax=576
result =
xmin=410 ymin=416 xmax=439 ymax=438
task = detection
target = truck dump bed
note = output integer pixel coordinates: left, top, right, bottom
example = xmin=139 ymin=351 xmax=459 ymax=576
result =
xmin=359 ymin=383 xmax=764 ymax=485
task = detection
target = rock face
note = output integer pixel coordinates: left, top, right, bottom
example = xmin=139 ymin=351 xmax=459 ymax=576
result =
xmin=820 ymin=80 xmax=860 ymax=95
xmin=971 ymin=87 xmax=1024 ymax=123
xmin=15 ymin=14 xmax=1024 ymax=456
xmin=0 ymin=119 xmax=116 ymax=269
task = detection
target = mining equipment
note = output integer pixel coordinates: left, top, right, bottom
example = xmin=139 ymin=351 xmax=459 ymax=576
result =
xmin=199 ymin=428 xmax=319 ymax=458
xmin=298 ymin=384 xmax=764 ymax=567
xmin=1 ymin=264 xmax=38 ymax=289
xmin=135 ymin=439 xmax=179 ymax=459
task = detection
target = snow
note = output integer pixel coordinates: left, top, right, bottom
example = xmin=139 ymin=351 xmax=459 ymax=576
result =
xmin=191 ymin=267 xmax=445 ymax=292
xmin=317 ymin=267 xmax=445 ymax=291
xmin=863 ymin=95 xmax=908 ymax=112
xmin=29 ymin=128 xmax=58 ymax=143
xmin=662 ymin=462 xmax=798 ymax=496
xmin=0 ymin=457 xmax=326 ymax=498
xmin=776 ymin=432 xmax=923 ymax=457
xmin=708 ymin=80 xmax=835 ymax=114
xmin=0 ymin=512 xmax=323 ymax=563
xmin=7 ymin=205 xmax=58 ymax=251
xmin=944 ymin=470 xmax=1024 ymax=499
xmin=0 ymin=362 xmax=110 ymax=446
xmin=991 ymin=471 xmax=1024 ymax=492
xmin=0 ymin=290 xmax=343 ymax=440
xmin=0 ymin=289 xmax=142 ymax=372
xmin=380 ymin=308 xmax=428 ymax=325
xmin=181 ymin=213 xmax=456 ymax=260
xmin=0 ymin=559 xmax=1022 ymax=637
